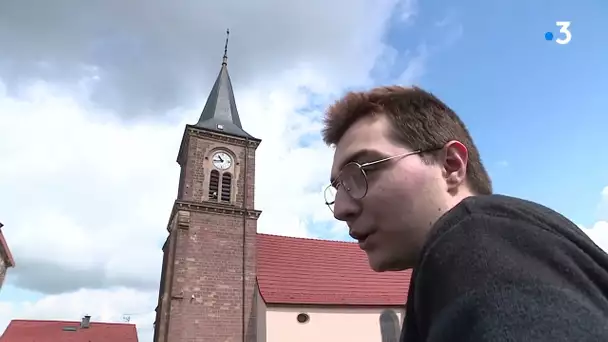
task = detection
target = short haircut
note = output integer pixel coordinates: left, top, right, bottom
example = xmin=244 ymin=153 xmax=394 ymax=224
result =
xmin=322 ymin=85 xmax=492 ymax=195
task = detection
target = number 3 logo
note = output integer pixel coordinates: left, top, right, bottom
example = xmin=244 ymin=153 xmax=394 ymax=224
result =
xmin=555 ymin=21 xmax=572 ymax=45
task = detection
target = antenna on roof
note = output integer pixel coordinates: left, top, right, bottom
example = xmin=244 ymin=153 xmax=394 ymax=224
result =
xmin=222 ymin=28 xmax=230 ymax=66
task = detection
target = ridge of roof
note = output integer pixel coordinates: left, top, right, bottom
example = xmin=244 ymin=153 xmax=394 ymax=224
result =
xmin=9 ymin=319 xmax=135 ymax=326
xmin=256 ymin=232 xmax=358 ymax=245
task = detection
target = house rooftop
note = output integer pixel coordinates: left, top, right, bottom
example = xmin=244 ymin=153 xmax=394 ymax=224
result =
xmin=257 ymin=233 xmax=411 ymax=306
xmin=0 ymin=319 xmax=138 ymax=342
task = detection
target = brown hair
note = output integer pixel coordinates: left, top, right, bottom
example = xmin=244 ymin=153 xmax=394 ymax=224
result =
xmin=322 ymin=85 xmax=492 ymax=195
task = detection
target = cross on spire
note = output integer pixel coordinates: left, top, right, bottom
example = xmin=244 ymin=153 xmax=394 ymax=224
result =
xmin=222 ymin=28 xmax=230 ymax=66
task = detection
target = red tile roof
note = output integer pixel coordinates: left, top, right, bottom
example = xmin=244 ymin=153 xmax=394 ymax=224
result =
xmin=0 ymin=320 xmax=138 ymax=342
xmin=0 ymin=223 xmax=15 ymax=268
xmin=257 ymin=234 xmax=411 ymax=306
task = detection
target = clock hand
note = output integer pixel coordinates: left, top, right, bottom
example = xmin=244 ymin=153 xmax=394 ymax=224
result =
xmin=218 ymin=156 xmax=224 ymax=162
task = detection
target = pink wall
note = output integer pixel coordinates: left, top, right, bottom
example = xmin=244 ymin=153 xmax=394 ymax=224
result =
xmin=257 ymin=290 xmax=404 ymax=342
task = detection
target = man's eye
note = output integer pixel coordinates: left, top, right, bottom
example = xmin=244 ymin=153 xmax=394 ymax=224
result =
xmin=362 ymin=165 xmax=377 ymax=172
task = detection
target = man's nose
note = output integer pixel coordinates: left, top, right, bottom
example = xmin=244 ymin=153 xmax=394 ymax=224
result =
xmin=333 ymin=191 xmax=361 ymax=222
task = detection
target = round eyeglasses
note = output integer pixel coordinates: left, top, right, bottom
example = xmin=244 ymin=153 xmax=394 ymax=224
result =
xmin=324 ymin=148 xmax=439 ymax=213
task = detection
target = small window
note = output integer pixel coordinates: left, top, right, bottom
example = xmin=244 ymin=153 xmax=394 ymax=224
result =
xmin=221 ymin=173 xmax=232 ymax=202
xmin=296 ymin=313 xmax=309 ymax=324
xmin=208 ymin=170 xmax=220 ymax=200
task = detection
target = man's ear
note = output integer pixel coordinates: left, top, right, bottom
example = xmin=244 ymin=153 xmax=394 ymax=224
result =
xmin=440 ymin=140 xmax=468 ymax=191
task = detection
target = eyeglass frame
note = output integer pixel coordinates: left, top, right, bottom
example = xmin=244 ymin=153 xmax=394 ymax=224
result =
xmin=324 ymin=147 xmax=442 ymax=212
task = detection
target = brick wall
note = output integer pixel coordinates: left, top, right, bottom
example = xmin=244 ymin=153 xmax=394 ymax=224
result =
xmin=156 ymin=128 xmax=261 ymax=342
xmin=164 ymin=211 xmax=258 ymax=342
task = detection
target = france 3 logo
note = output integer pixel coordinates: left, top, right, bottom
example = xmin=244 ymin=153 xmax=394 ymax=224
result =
xmin=545 ymin=22 xmax=571 ymax=45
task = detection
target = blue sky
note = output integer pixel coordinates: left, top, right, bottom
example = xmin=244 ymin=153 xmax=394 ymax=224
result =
xmin=370 ymin=0 xmax=607 ymax=228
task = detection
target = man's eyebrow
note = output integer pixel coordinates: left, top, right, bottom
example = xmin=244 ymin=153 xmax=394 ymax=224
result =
xmin=347 ymin=149 xmax=385 ymax=164
xmin=330 ymin=149 xmax=384 ymax=184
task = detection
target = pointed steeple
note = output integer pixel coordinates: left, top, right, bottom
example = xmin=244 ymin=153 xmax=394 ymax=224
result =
xmin=194 ymin=29 xmax=254 ymax=139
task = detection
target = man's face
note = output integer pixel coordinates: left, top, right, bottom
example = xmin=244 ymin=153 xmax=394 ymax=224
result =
xmin=330 ymin=114 xmax=448 ymax=271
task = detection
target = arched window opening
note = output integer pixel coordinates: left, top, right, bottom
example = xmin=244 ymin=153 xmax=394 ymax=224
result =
xmin=221 ymin=173 xmax=232 ymax=202
xmin=379 ymin=310 xmax=400 ymax=342
xmin=208 ymin=170 xmax=220 ymax=201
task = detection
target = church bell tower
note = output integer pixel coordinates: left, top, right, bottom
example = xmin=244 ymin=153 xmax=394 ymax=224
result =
xmin=153 ymin=30 xmax=262 ymax=342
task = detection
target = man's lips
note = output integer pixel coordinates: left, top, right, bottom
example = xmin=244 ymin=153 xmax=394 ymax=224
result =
xmin=354 ymin=232 xmax=374 ymax=250
xmin=350 ymin=228 xmax=375 ymax=250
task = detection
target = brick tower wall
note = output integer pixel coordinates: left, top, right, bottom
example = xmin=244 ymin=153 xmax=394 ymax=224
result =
xmin=165 ymin=210 xmax=258 ymax=342
xmin=156 ymin=128 xmax=261 ymax=342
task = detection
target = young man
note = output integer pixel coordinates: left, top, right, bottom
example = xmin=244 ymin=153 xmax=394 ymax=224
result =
xmin=322 ymin=86 xmax=608 ymax=341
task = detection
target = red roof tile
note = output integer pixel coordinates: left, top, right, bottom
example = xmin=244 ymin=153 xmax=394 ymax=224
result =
xmin=0 ymin=320 xmax=138 ymax=342
xmin=257 ymin=234 xmax=411 ymax=306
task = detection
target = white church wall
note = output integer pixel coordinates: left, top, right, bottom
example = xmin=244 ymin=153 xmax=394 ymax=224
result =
xmin=264 ymin=305 xmax=404 ymax=342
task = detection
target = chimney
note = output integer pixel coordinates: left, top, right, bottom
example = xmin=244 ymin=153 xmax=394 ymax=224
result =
xmin=81 ymin=315 xmax=91 ymax=329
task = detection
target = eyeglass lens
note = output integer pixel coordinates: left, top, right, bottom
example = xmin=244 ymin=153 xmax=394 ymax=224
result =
xmin=325 ymin=163 xmax=368 ymax=211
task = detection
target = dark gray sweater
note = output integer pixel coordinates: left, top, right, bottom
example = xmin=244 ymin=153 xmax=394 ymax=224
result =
xmin=401 ymin=195 xmax=608 ymax=341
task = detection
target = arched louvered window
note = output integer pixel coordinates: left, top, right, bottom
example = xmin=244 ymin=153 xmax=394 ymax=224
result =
xmin=221 ymin=173 xmax=232 ymax=202
xmin=208 ymin=170 xmax=220 ymax=201
xmin=379 ymin=310 xmax=400 ymax=342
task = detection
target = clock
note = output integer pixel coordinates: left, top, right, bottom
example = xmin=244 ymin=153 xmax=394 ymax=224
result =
xmin=212 ymin=151 xmax=232 ymax=170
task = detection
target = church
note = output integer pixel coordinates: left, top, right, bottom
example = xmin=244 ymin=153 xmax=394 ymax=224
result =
xmin=152 ymin=33 xmax=412 ymax=342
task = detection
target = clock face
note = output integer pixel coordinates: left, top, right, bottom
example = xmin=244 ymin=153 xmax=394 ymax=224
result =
xmin=212 ymin=152 xmax=232 ymax=170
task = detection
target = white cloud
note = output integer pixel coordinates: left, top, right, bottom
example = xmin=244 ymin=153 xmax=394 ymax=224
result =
xmin=396 ymin=0 xmax=418 ymax=23
xmin=0 ymin=67 xmax=348 ymax=342
xmin=583 ymin=221 xmax=608 ymax=251
xmin=0 ymin=81 xmax=177 ymax=293
xmin=0 ymin=0 xmax=405 ymax=117
xmin=0 ymin=63 xmax=334 ymax=342
xmin=580 ymin=186 xmax=608 ymax=252
xmin=0 ymin=0 xmax=423 ymax=340
xmin=598 ymin=186 xmax=608 ymax=219
xmin=398 ymin=45 xmax=428 ymax=84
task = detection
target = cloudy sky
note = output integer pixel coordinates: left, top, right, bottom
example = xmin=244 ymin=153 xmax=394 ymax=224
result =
xmin=0 ymin=0 xmax=607 ymax=341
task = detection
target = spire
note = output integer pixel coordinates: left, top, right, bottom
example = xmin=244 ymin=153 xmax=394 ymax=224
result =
xmin=194 ymin=29 xmax=254 ymax=139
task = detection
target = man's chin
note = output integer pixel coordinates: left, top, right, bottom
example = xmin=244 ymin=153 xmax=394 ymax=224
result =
xmin=369 ymin=263 xmax=388 ymax=272
xmin=367 ymin=255 xmax=391 ymax=272
xmin=367 ymin=252 xmax=408 ymax=272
